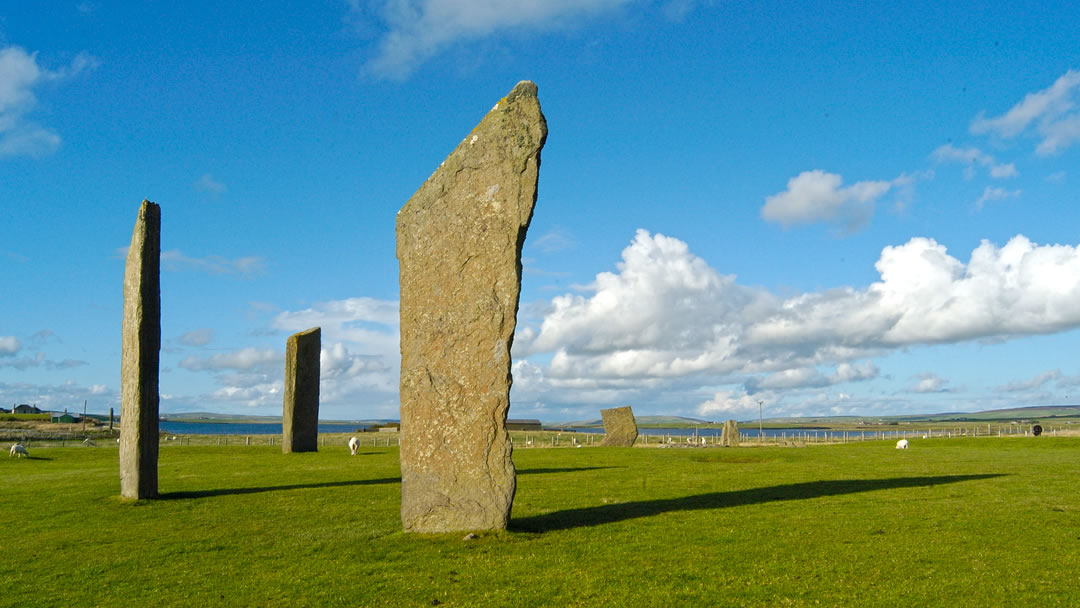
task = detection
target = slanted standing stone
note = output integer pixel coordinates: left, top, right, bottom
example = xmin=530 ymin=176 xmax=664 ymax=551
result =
xmin=120 ymin=200 xmax=161 ymax=499
xmin=599 ymin=406 xmax=638 ymax=447
xmin=721 ymin=419 xmax=741 ymax=447
xmin=282 ymin=327 xmax=321 ymax=453
xmin=397 ymin=81 xmax=547 ymax=533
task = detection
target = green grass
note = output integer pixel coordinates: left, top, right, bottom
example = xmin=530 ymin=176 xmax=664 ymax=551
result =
xmin=3 ymin=438 xmax=1079 ymax=606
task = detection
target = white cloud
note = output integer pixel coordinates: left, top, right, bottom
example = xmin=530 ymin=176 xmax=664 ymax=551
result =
xmin=696 ymin=390 xmax=766 ymax=418
xmin=970 ymin=69 xmax=1080 ymax=155
xmin=179 ymin=348 xmax=281 ymax=372
xmin=160 ymin=250 xmax=266 ymax=276
xmin=177 ymin=328 xmax=215 ymax=347
xmin=357 ymin=0 xmax=633 ymax=78
xmin=908 ymin=372 xmax=948 ymax=393
xmin=975 ymin=186 xmax=1020 ymax=210
xmin=996 ymin=369 xmax=1062 ymax=393
xmin=0 ymin=46 xmax=98 ymax=158
xmin=193 ymin=173 xmax=227 ymax=194
xmin=746 ymin=362 xmax=879 ymax=393
xmin=761 ymin=170 xmax=894 ymax=232
xmin=516 ymin=230 xmax=1080 ymax=411
xmin=272 ymin=297 xmax=398 ymax=349
xmin=0 ymin=380 xmax=118 ymax=412
xmin=930 ymin=143 xmax=1017 ymax=179
xmin=0 ymin=336 xmax=20 ymax=356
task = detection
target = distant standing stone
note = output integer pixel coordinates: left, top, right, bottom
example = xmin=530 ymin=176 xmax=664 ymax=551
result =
xmin=721 ymin=419 xmax=741 ymax=447
xmin=120 ymin=200 xmax=161 ymax=499
xmin=599 ymin=406 xmax=638 ymax=447
xmin=282 ymin=327 xmax=321 ymax=453
xmin=397 ymin=81 xmax=547 ymax=533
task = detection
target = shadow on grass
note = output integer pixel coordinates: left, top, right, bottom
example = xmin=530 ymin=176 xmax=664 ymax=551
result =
xmin=517 ymin=466 xmax=622 ymax=475
xmin=161 ymin=477 xmax=400 ymax=500
xmin=512 ymin=474 xmax=1005 ymax=532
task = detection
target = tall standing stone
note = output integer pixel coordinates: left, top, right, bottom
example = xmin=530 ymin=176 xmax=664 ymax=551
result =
xmin=721 ymin=419 xmax=741 ymax=447
xmin=120 ymin=200 xmax=161 ymax=499
xmin=599 ymin=406 xmax=638 ymax=447
xmin=282 ymin=327 xmax=321 ymax=453
xmin=397 ymin=81 xmax=546 ymax=533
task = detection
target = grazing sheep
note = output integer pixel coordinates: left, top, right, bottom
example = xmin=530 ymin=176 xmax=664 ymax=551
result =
xmin=896 ymin=439 xmax=909 ymax=449
xmin=10 ymin=443 xmax=29 ymax=458
xmin=348 ymin=436 xmax=360 ymax=456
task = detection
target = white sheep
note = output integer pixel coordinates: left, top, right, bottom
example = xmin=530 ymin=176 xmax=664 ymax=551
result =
xmin=896 ymin=439 xmax=909 ymax=449
xmin=348 ymin=436 xmax=360 ymax=456
xmin=9 ymin=443 xmax=29 ymax=458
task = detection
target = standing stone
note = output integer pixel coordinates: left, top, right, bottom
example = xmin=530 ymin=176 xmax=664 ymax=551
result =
xmin=282 ymin=327 xmax=321 ymax=453
xmin=397 ymin=81 xmax=546 ymax=533
xmin=599 ymin=406 xmax=638 ymax=447
xmin=721 ymin=419 xmax=741 ymax=447
xmin=120 ymin=200 xmax=161 ymax=499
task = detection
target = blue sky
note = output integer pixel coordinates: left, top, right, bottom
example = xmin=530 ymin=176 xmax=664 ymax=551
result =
xmin=2 ymin=1 xmax=1080 ymax=422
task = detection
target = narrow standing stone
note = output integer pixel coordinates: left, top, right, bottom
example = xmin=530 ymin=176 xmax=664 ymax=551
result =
xmin=120 ymin=200 xmax=161 ymax=499
xmin=397 ymin=81 xmax=547 ymax=533
xmin=721 ymin=419 xmax=741 ymax=447
xmin=599 ymin=406 xmax=638 ymax=447
xmin=282 ymin=327 xmax=321 ymax=453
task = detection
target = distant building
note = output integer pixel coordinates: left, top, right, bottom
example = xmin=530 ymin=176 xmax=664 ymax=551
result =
xmin=506 ymin=419 xmax=542 ymax=431
xmin=51 ymin=412 xmax=83 ymax=424
xmin=0 ymin=407 xmax=9 ymax=414
xmin=13 ymin=404 xmax=42 ymax=415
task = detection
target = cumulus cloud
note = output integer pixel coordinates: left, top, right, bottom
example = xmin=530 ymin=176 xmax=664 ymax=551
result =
xmin=0 ymin=45 xmax=98 ymax=157
xmin=697 ymin=389 xmax=767 ymax=418
xmin=193 ymin=173 xmax=227 ymax=194
xmin=970 ymin=69 xmax=1080 ymax=155
xmin=357 ymin=0 xmax=633 ymax=78
xmin=177 ymin=328 xmax=215 ymax=347
xmin=930 ymin=143 xmax=1018 ymax=179
xmin=761 ymin=170 xmax=896 ymax=232
xmin=516 ymin=230 xmax=1080 ymax=410
xmin=975 ymin=186 xmax=1021 ymax=210
xmin=179 ymin=348 xmax=281 ymax=372
xmin=0 ymin=336 xmax=20 ymax=356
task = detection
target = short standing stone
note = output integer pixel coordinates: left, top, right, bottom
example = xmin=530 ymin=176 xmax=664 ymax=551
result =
xmin=119 ymin=200 xmax=161 ymax=499
xmin=599 ymin=406 xmax=638 ymax=447
xmin=397 ymin=81 xmax=547 ymax=533
xmin=721 ymin=419 xmax=741 ymax=447
xmin=282 ymin=327 xmax=321 ymax=453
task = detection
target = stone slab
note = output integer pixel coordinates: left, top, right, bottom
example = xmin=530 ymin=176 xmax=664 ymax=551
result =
xmin=282 ymin=327 xmax=321 ymax=453
xmin=119 ymin=199 xmax=161 ymax=499
xmin=599 ymin=406 xmax=638 ymax=447
xmin=397 ymin=81 xmax=546 ymax=533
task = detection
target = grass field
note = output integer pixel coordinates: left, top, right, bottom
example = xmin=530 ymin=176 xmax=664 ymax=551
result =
xmin=3 ymin=437 xmax=1078 ymax=607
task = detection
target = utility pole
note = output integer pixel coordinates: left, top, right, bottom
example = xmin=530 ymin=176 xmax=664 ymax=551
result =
xmin=758 ymin=400 xmax=764 ymax=445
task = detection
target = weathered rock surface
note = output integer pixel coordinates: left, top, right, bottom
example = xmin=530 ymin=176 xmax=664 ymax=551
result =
xmin=120 ymin=200 xmax=161 ymax=499
xmin=397 ymin=81 xmax=546 ymax=533
xmin=282 ymin=327 xmax=321 ymax=453
xmin=599 ymin=406 xmax=638 ymax=447
xmin=721 ymin=419 xmax=741 ymax=447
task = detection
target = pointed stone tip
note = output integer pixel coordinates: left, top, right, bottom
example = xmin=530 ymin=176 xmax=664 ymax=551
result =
xmin=506 ymin=80 xmax=538 ymax=102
